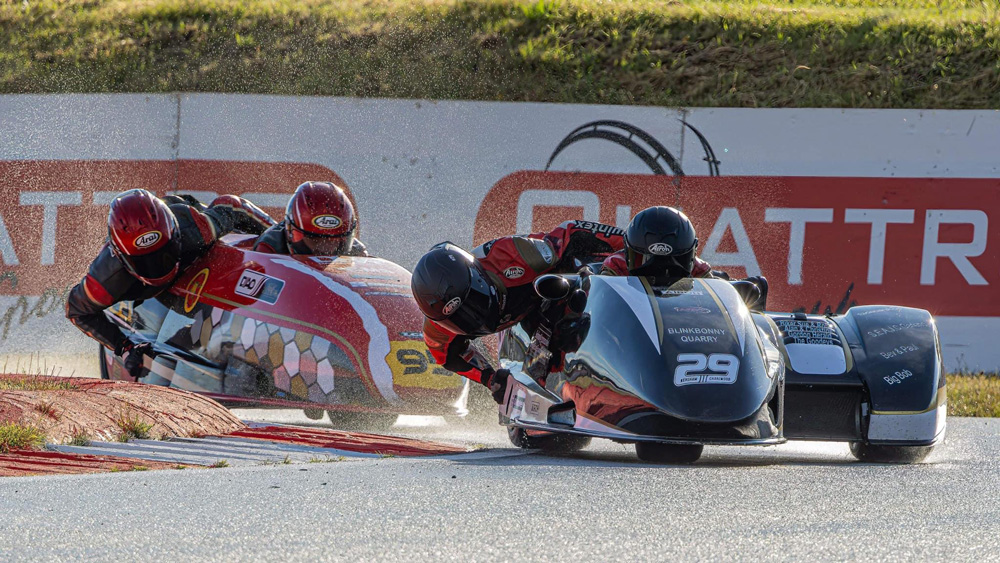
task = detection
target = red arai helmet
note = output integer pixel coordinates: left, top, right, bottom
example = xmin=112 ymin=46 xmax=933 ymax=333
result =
xmin=107 ymin=189 xmax=182 ymax=286
xmin=284 ymin=181 xmax=358 ymax=255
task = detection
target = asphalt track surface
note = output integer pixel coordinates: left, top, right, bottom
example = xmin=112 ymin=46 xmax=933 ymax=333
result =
xmin=2 ymin=416 xmax=998 ymax=562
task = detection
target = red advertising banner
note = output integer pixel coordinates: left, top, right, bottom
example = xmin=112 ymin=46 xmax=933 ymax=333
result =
xmin=0 ymin=160 xmax=345 ymax=295
xmin=475 ymin=172 xmax=1000 ymax=317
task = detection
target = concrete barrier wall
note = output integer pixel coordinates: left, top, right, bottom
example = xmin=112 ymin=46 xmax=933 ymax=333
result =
xmin=1 ymin=94 xmax=997 ymax=372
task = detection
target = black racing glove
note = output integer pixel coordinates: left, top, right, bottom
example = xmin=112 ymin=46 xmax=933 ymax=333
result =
xmin=116 ymin=338 xmax=153 ymax=379
xmin=483 ymin=368 xmax=510 ymax=405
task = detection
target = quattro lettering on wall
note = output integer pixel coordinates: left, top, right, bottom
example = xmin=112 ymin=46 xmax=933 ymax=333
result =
xmin=0 ymin=160 xmax=347 ymax=295
xmin=474 ymin=172 xmax=1000 ymax=316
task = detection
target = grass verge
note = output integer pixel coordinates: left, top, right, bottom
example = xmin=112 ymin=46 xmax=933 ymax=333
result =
xmin=0 ymin=376 xmax=77 ymax=392
xmin=946 ymin=373 xmax=1000 ymax=417
xmin=0 ymin=422 xmax=46 ymax=453
xmin=1 ymin=0 xmax=998 ymax=107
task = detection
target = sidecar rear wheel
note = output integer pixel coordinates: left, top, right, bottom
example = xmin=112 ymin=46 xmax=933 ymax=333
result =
xmin=99 ymin=345 xmax=111 ymax=380
xmin=849 ymin=442 xmax=934 ymax=464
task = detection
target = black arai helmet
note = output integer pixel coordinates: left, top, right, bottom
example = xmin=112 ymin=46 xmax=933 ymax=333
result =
xmin=410 ymin=242 xmax=502 ymax=336
xmin=624 ymin=206 xmax=699 ymax=283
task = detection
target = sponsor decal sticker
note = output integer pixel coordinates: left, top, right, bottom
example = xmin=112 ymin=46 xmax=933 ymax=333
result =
xmin=256 ymin=278 xmax=285 ymax=305
xmin=234 ymin=269 xmax=284 ymax=305
xmin=648 ymin=242 xmax=673 ymax=255
xmin=134 ymin=231 xmax=162 ymax=249
xmin=662 ymin=289 xmax=704 ymax=295
xmin=312 ymin=214 xmax=343 ymax=230
xmin=866 ymin=322 xmax=924 ymax=339
xmin=667 ymin=327 xmax=726 ymax=343
xmin=681 ymin=335 xmax=718 ymax=343
xmin=775 ymin=318 xmax=841 ymax=345
xmin=673 ymin=306 xmax=712 ymax=314
xmin=529 ymin=399 xmax=541 ymax=415
xmin=443 ymin=297 xmax=462 ymax=316
xmin=504 ymin=266 xmax=525 ymax=279
xmin=183 ymin=268 xmax=210 ymax=313
xmin=510 ymin=390 xmax=526 ymax=419
xmin=667 ymin=327 xmax=726 ymax=335
xmin=674 ymin=353 xmax=740 ymax=386
xmin=879 ymin=344 xmax=919 ymax=360
xmin=385 ymin=341 xmax=461 ymax=390
xmin=856 ymin=307 xmax=895 ymax=317
xmin=235 ymin=270 xmax=267 ymax=298
xmin=883 ymin=369 xmax=914 ymax=386
xmin=573 ymin=220 xmax=624 ymax=237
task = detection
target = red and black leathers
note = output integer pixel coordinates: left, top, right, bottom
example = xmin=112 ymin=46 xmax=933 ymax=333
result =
xmin=252 ymin=221 xmax=369 ymax=257
xmin=66 ymin=196 xmax=275 ymax=352
xmin=424 ymin=220 xmax=625 ymax=385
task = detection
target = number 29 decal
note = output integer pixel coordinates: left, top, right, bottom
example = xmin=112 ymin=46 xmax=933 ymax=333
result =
xmin=673 ymin=353 xmax=740 ymax=386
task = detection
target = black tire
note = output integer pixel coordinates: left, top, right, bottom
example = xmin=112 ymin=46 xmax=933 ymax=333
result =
xmin=634 ymin=442 xmax=704 ymax=464
xmin=849 ymin=442 xmax=934 ymax=464
xmin=98 ymin=345 xmax=111 ymax=380
xmin=507 ymin=426 xmax=592 ymax=453
xmin=327 ymin=410 xmax=398 ymax=432
xmin=303 ymin=408 xmax=325 ymax=420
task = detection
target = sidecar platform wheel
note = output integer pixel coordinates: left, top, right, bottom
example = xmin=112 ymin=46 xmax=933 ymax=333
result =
xmin=327 ymin=410 xmax=398 ymax=432
xmin=635 ymin=442 xmax=703 ymax=464
xmin=508 ymin=426 xmax=591 ymax=453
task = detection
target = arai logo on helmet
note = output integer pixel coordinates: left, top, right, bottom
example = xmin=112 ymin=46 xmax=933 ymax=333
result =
xmin=133 ymin=231 xmax=162 ymax=249
xmin=442 ymin=297 xmax=463 ymax=316
xmin=312 ymin=215 xmax=342 ymax=230
xmin=504 ymin=266 xmax=525 ymax=279
xmin=647 ymin=242 xmax=673 ymax=255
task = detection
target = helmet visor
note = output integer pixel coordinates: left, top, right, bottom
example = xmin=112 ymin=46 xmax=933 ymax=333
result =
xmin=120 ymin=235 xmax=182 ymax=285
xmin=288 ymin=223 xmax=353 ymax=255
xmin=628 ymin=247 xmax=696 ymax=281
xmin=434 ymin=265 xmax=500 ymax=336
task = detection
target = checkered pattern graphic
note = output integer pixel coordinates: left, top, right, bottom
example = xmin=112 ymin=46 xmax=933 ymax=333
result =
xmin=191 ymin=307 xmax=361 ymax=404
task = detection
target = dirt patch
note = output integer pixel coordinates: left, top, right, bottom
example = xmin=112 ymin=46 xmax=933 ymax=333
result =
xmin=0 ymin=374 xmax=244 ymax=444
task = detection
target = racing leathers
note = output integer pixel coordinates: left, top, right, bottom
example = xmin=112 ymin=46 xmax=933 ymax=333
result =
xmin=66 ymin=195 xmax=275 ymax=354
xmin=252 ymin=221 xmax=369 ymax=256
xmin=423 ymin=220 xmax=625 ymax=386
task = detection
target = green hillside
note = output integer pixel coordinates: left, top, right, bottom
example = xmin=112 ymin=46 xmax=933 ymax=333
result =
xmin=2 ymin=0 xmax=998 ymax=107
